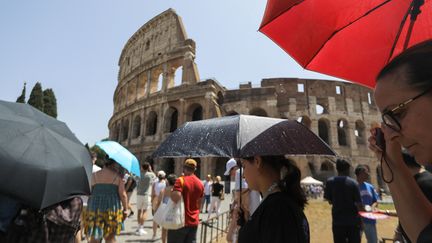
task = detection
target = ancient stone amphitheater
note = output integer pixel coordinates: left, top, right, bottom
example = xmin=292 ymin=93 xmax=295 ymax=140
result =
xmin=108 ymin=9 xmax=383 ymax=187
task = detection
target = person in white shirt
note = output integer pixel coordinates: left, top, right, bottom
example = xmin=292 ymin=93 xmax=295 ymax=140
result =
xmin=201 ymin=174 xmax=213 ymax=213
xmin=152 ymin=170 xmax=166 ymax=240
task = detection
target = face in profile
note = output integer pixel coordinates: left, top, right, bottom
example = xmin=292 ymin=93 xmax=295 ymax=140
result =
xmin=374 ymin=67 xmax=432 ymax=164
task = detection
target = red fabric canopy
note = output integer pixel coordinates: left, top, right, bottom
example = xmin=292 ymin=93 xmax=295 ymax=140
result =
xmin=260 ymin=0 xmax=432 ymax=88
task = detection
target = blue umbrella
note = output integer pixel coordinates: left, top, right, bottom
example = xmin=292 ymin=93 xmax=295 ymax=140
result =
xmin=96 ymin=141 xmax=140 ymax=177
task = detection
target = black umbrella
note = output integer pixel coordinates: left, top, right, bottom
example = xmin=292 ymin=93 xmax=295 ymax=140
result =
xmin=0 ymin=100 xmax=92 ymax=210
xmin=153 ymin=115 xmax=336 ymax=158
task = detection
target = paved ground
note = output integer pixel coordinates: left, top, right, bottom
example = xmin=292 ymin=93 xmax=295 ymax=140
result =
xmin=114 ymin=191 xmax=233 ymax=243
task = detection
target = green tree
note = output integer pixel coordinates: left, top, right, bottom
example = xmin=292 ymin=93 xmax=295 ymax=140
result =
xmin=16 ymin=82 xmax=26 ymax=103
xmin=27 ymin=82 xmax=44 ymax=111
xmin=43 ymin=88 xmax=57 ymax=118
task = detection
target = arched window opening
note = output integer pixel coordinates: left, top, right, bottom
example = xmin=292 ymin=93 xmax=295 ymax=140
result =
xmin=337 ymin=119 xmax=349 ymax=146
xmin=355 ymin=120 xmax=366 ymax=145
xmin=157 ymin=73 xmax=163 ymax=91
xmin=146 ymin=112 xmax=158 ymax=136
xmin=132 ymin=116 xmax=141 ymax=138
xmin=249 ymin=108 xmax=268 ymax=117
xmin=318 ymin=119 xmax=330 ymax=144
xmin=121 ymin=120 xmax=129 ymax=141
xmin=174 ymin=67 xmax=182 ymax=87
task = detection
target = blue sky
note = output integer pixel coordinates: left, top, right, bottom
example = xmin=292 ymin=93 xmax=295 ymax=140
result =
xmin=0 ymin=1 xmax=339 ymax=145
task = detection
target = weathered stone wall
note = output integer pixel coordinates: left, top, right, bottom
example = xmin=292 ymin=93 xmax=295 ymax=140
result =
xmin=108 ymin=9 xmax=383 ymax=188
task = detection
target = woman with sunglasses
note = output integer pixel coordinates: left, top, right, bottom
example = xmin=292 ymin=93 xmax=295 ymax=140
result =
xmin=369 ymin=40 xmax=432 ymax=243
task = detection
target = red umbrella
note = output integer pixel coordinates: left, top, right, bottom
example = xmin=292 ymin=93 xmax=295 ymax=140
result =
xmin=259 ymin=0 xmax=432 ymax=88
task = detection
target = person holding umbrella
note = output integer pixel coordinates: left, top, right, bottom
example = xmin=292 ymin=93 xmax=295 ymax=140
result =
xmin=369 ymin=40 xmax=432 ymax=243
xmin=83 ymin=157 xmax=128 ymax=243
xmin=236 ymin=155 xmax=309 ymax=243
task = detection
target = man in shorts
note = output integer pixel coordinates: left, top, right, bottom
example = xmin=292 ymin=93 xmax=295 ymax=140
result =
xmin=135 ymin=162 xmax=156 ymax=236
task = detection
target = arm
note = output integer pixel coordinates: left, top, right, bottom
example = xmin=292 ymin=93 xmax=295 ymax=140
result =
xmin=125 ymin=178 xmax=132 ymax=191
xmin=117 ymin=178 xmax=128 ymax=212
xmin=369 ymin=127 xmax=432 ymax=242
xmin=170 ymin=178 xmax=183 ymax=203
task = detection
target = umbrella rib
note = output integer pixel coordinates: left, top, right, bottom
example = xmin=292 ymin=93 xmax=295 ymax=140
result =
xmin=305 ymin=0 xmax=393 ymax=66
xmin=387 ymin=1 xmax=414 ymax=62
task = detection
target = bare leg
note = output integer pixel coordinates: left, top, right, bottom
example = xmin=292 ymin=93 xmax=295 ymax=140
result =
xmin=162 ymin=228 xmax=167 ymax=243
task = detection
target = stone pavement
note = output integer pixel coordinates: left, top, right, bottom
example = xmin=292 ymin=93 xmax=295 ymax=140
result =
xmin=113 ymin=191 xmax=233 ymax=243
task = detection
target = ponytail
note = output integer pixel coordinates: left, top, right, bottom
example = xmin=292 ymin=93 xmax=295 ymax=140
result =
xmin=261 ymin=156 xmax=307 ymax=209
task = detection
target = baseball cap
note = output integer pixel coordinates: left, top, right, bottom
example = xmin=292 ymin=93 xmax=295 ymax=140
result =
xmin=224 ymin=158 xmax=238 ymax=176
xmin=184 ymin=159 xmax=197 ymax=169
xmin=157 ymin=170 xmax=166 ymax=178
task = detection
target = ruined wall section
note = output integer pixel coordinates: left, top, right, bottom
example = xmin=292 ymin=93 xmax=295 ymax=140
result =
xmin=222 ymin=78 xmax=381 ymax=185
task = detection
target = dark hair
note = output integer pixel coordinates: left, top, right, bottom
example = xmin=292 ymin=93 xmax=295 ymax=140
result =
xmin=167 ymin=174 xmax=177 ymax=186
xmin=377 ymin=40 xmax=432 ymax=91
xmin=355 ymin=164 xmax=368 ymax=176
xmin=142 ymin=162 xmax=150 ymax=171
xmin=245 ymin=155 xmax=307 ymax=209
xmin=402 ymin=152 xmax=421 ymax=169
xmin=336 ymin=159 xmax=351 ymax=174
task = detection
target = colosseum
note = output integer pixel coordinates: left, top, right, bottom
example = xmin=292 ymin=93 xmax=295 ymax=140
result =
xmin=108 ymin=9 xmax=384 ymax=187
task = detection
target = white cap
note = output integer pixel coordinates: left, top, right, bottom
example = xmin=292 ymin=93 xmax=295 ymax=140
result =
xmin=224 ymin=158 xmax=238 ymax=176
xmin=157 ymin=170 xmax=166 ymax=178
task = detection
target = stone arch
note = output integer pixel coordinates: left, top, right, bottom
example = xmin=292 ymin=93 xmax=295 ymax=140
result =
xmin=320 ymin=161 xmax=335 ymax=171
xmin=149 ymin=67 xmax=163 ymax=94
xmin=137 ymin=74 xmax=147 ymax=99
xmin=249 ymin=107 xmax=268 ymax=117
xmin=187 ymin=103 xmax=203 ymax=121
xmin=173 ymin=67 xmax=182 ymax=87
xmin=297 ymin=116 xmax=311 ymax=129
xmin=164 ymin=107 xmax=178 ymax=133
xmin=318 ymin=118 xmax=330 ymax=145
xmin=316 ymin=104 xmax=327 ymax=115
xmin=337 ymin=119 xmax=349 ymax=146
xmin=355 ymin=120 xmax=366 ymax=145
xmin=121 ymin=119 xmax=129 ymax=141
xmin=146 ymin=111 xmax=158 ymax=136
xmin=157 ymin=73 xmax=163 ymax=91
xmin=127 ymin=80 xmax=137 ymax=105
xmin=132 ymin=115 xmax=141 ymax=138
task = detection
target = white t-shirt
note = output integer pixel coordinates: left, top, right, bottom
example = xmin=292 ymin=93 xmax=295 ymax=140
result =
xmin=153 ymin=180 xmax=166 ymax=197
xmin=203 ymin=180 xmax=212 ymax=196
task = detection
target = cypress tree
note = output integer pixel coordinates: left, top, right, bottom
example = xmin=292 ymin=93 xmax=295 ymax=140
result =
xmin=27 ymin=82 xmax=44 ymax=111
xmin=16 ymin=82 xmax=26 ymax=103
xmin=43 ymin=88 xmax=57 ymax=118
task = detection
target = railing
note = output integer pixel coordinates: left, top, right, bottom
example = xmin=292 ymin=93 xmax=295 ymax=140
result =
xmin=200 ymin=210 xmax=230 ymax=243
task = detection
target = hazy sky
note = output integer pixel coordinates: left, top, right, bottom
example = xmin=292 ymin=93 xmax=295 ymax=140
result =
xmin=0 ymin=1 xmax=340 ymax=145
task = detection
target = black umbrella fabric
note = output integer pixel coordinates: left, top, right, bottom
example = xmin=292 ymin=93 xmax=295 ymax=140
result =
xmin=0 ymin=100 xmax=92 ymax=209
xmin=152 ymin=115 xmax=335 ymax=158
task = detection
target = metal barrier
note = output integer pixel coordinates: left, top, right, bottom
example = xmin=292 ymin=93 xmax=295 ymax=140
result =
xmin=200 ymin=210 xmax=230 ymax=243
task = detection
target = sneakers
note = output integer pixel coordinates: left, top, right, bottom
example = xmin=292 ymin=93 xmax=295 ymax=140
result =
xmin=135 ymin=227 xmax=148 ymax=236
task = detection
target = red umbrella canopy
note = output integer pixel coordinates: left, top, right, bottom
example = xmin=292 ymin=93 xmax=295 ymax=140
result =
xmin=260 ymin=0 xmax=432 ymax=88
